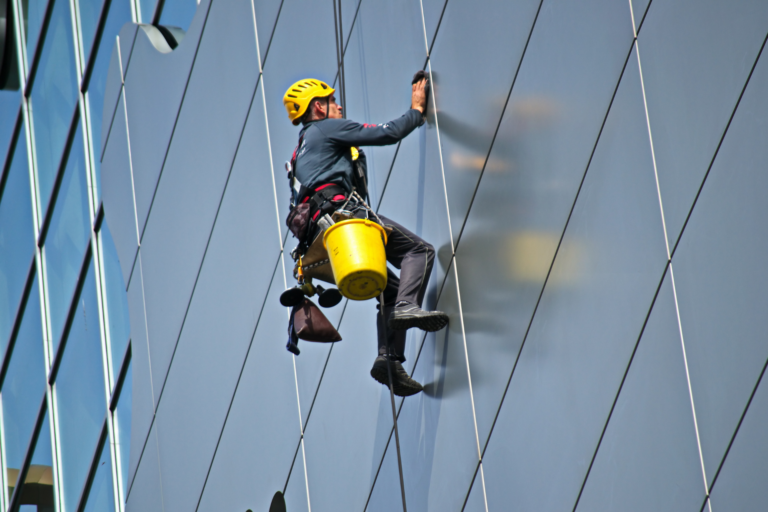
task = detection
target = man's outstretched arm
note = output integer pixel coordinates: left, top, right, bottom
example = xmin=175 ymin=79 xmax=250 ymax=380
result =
xmin=315 ymin=77 xmax=428 ymax=147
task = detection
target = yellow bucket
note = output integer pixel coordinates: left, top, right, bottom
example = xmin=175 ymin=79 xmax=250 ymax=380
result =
xmin=323 ymin=219 xmax=388 ymax=300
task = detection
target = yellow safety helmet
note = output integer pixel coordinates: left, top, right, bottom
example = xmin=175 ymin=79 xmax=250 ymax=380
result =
xmin=283 ymin=79 xmax=335 ymax=125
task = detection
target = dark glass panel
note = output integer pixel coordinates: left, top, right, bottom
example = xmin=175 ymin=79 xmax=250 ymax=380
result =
xmin=122 ymin=1 xmax=210 ymax=237
xmin=151 ymin=79 xmax=281 ymax=511
xmin=194 ymin=271 xmax=302 ymax=511
xmin=134 ymin=0 xmax=259 ymax=412
xmin=341 ymin=0 xmax=426 ymax=209
xmin=638 ymin=0 xmax=768 ymax=249
xmin=302 ymin=295 xmax=397 ymax=511
xmin=576 ymin=273 xmax=705 ymax=511
xmin=672 ymin=46 xmax=768 ymax=488
xmin=480 ymin=46 xmax=668 ymax=511
xmin=457 ymin=0 xmax=635 ymax=451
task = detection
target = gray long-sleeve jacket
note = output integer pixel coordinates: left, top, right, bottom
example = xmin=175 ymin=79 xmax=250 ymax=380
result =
xmin=291 ymin=109 xmax=424 ymax=199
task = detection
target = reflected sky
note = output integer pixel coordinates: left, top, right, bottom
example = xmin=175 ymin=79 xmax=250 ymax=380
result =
xmin=43 ymin=126 xmax=90 ymax=353
xmin=54 ymin=262 xmax=107 ymax=512
xmin=29 ymin=0 xmax=78 ymax=218
xmin=0 ymin=126 xmax=34 ymax=349
xmin=159 ymin=0 xmax=199 ymax=30
xmin=82 ymin=438 xmax=116 ymax=512
xmin=1 ymin=274 xmax=46 ymax=497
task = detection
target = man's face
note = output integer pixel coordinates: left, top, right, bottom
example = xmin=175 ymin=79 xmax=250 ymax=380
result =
xmin=315 ymin=94 xmax=342 ymax=119
xmin=327 ymin=95 xmax=342 ymax=119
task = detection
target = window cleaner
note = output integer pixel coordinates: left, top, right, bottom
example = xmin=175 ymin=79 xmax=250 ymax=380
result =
xmin=281 ymin=72 xmax=448 ymax=397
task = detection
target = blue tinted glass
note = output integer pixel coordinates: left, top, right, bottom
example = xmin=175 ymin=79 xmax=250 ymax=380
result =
xmin=1 ymin=274 xmax=45 ymax=498
xmin=99 ymin=224 xmax=130 ymax=378
xmin=0 ymin=93 xmax=20 ymax=167
xmin=159 ymin=0 xmax=198 ymax=30
xmin=0 ymin=126 xmax=34 ymax=348
xmin=21 ymin=0 xmax=49 ymax=64
xmin=139 ymin=0 xmax=157 ymax=23
xmin=115 ymin=360 xmax=131 ymax=494
xmin=82 ymin=437 xmax=116 ymax=512
xmin=16 ymin=409 xmax=54 ymax=510
xmin=29 ymin=0 xmax=78 ymax=217
xmin=78 ymin=0 xmax=108 ymax=65
xmin=86 ymin=0 xmax=132 ymax=203
xmin=43 ymin=126 xmax=90 ymax=352
xmin=54 ymin=262 xmax=107 ymax=512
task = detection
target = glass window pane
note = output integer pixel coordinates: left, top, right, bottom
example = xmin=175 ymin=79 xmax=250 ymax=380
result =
xmin=29 ymin=0 xmax=78 ymax=217
xmin=0 ymin=126 xmax=34 ymax=348
xmin=1 ymin=274 xmax=45 ymax=500
xmin=20 ymin=0 xmax=49 ymax=65
xmin=78 ymin=0 xmax=107 ymax=65
xmin=16 ymin=409 xmax=54 ymax=511
xmin=19 ymin=412 xmax=53 ymax=512
xmin=0 ymin=94 xmax=20 ymax=168
xmin=54 ymin=262 xmax=107 ymax=512
xmin=138 ymin=0 xmax=157 ymax=23
xmin=99 ymin=224 xmax=130 ymax=378
xmin=114 ymin=360 xmax=131 ymax=495
xmin=158 ymin=0 xmax=197 ymax=30
xmin=43 ymin=126 xmax=90 ymax=353
xmin=85 ymin=0 xmax=132 ymax=203
xmin=82 ymin=436 xmax=116 ymax=512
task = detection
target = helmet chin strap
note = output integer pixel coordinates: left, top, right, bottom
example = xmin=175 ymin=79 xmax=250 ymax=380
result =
xmin=324 ymin=97 xmax=330 ymax=120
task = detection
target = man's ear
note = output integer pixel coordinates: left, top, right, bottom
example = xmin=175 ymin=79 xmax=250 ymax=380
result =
xmin=314 ymin=100 xmax=325 ymax=117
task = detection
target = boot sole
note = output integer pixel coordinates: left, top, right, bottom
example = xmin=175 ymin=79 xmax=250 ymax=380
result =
xmin=388 ymin=312 xmax=449 ymax=332
xmin=370 ymin=365 xmax=423 ymax=397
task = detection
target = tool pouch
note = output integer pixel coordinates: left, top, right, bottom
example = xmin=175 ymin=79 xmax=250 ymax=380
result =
xmin=286 ymin=202 xmax=311 ymax=241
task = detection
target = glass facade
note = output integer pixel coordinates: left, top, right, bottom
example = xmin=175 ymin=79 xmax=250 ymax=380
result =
xmin=0 ymin=0 xmax=198 ymax=510
xmin=3 ymin=0 xmax=766 ymax=511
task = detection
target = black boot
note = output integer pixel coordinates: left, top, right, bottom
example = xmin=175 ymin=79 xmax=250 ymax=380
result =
xmin=370 ymin=355 xmax=423 ymax=397
xmin=388 ymin=301 xmax=449 ymax=332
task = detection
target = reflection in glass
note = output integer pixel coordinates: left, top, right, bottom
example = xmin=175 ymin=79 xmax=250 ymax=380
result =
xmin=0 ymin=126 xmax=34 ymax=348
xmin=114 ymin=360 xmax=131 ymax=495
xmin=20 ymin=0 xmax=49 ymax=65
xmin=1 ymin=274 xmax=46 ymax=501
xmin=78 ymin=0 xmax=108 ymax=65
xmin=99 ymin=224 xmax=130 ymax=378
xmin=29 ymin=0 xmax=78 ymax=217
xmin=85 ymin=0 xmax=132 ymax=203
xmin=82 ymin=435 xmax=116 ymax=512
xmin=139 ymin=0 xmax=158 ymax=23
xmin=159 ymin=0 xmax=198 ymax=31
xmin=15 ymin=409 xmax=54 ymax=511
xmin=54 ymin=262 xmax=106 ymax=512
xmin=0 ymin=93 xmax=20 ymax=167
xmin=43 ymin=126 xmax=90 ymax=353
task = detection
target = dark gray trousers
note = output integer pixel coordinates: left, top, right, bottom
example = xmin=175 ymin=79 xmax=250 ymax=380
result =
xmin=363 ymin=213 xmax=435 ymax=362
